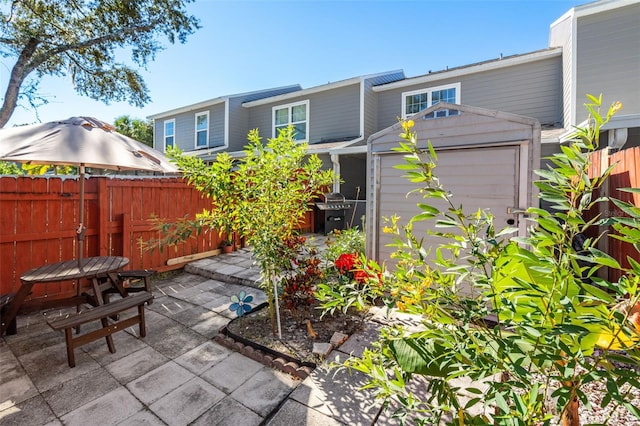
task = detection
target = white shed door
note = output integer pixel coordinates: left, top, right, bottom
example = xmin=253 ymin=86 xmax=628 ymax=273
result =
xmin=376 ymin=145 xmax=521 ymax=262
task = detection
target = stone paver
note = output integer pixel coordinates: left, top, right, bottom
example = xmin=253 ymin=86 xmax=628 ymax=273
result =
xmin=230 ymin=368 xmax=299 ymax=417
xmin=42 ymin=368 xmax=120 ymax=417
xmin=150 ymin=377 xmax=225 ymax=425
xmin=126 ymin=361 xmax=195 ymax=405
xmin=0 ymin=234 xmax=391 ymax=426
xmin=191 ymin=396 xmax=263 ymax=426
xmin=60 ymin=387 xmax=142 ymax=426
xmin=289 ymin=357 xmax=383 ymax=425
xmin=265 ymin=399 xmax=343 ymax=426
xmin=105 ymin=346 xmax=169 ymax=385
xmin=200 ymin=351 xmax=265 ymax=393
xmin=174 ymin=340 xmax=232 ymax=375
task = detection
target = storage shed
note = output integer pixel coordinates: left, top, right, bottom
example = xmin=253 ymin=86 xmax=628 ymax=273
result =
xmin=366 ymin=103 xmax=541 ymax=263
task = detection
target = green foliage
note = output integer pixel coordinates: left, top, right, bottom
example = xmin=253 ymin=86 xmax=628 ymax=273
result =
xmin=0 ymin=161 xmax=22 ymax=175
xmin=114 ymin=115 xmax=154 ymax=147
xmin=279 ymin=235 xmax=324 ymax=315
xmin=315 ymin=227 xmax=383 ymax=316
xmin=0 ymin=0 xmax=200 ymax=127
xmin=233 ymin=126 xmax=335 ymax=335
xmin=323 ymin=96 xmax=640 ymax=425
xmin=168 ymin=147 xmax=239 ymax=245
xmin=162 ymin=126 xmax=335 ymax=336
xmin=322 ymin=227 xmax=366 ymax=266
xmin=20 ymin=163 xmax=75 ymax=175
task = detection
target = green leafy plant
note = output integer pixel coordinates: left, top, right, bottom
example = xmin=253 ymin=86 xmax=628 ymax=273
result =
xmin=321 ymin=96 xmax=640 ymax=425
xmin=322 ymin=227 xmax=366 ymax=266
xmin=164 ymin=126 xmax=334 ymax=338
xmin=279 ymin=235 xmax=323 ymax=316
xmin=316 ymin=227 xmax=384 ymax=315
xmin=0 ymin=161 xmax=22 ymax=175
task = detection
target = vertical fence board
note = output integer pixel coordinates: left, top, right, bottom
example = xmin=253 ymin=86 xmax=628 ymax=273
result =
xmin=0 ymin=177 xmax=18 ymax=293
xmin=585 ymin=147 xmax=640 ymax=283
xmin=1 ymin=175 xmax=314 ymax=300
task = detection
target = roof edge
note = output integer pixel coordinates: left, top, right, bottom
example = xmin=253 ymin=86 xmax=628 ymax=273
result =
xmin=373 ymin=48 xmax=562 ymax=92
xmin=368 ymin=103 xmax=541 ymax=144
xmin=242 ymin=70 xmax=405 ymax=108
xmin=147 ymin=84 xmax=302 ymax=119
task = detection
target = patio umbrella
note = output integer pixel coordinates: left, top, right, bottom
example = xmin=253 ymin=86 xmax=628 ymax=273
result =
xmin=0 ymin=116 xmax=179 ymax=266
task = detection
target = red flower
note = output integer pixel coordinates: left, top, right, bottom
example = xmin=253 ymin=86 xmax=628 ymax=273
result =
xmin=354 ymin=269 xmax=369 ymax=284
xmin=335 ymin=253 xmax=357 ymax=274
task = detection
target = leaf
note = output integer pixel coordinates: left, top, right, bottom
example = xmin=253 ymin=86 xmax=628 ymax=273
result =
xmin=389 ymin=337 xmax=456 ymax=378
xmin=587 ymin=248 xmax=621 ymax=269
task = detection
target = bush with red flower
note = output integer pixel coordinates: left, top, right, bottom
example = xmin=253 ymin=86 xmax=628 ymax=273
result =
xmin=316 ymin=231 xmax=385 ymax=315
xmin=278 ymin=235 xmax=324 ymax=316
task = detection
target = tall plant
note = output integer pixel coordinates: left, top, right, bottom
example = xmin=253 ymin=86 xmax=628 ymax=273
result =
xmin=168 ymin=126 xmax=334 ymax=338
xmin=233 ymin=127 xmax=334 ymax=338
xmin=323 ymin=96 xmax=640 ymax=424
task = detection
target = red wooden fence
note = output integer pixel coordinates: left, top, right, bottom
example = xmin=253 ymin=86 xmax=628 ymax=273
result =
xmin=0 ymin=175 xmax=314 ymax=302
xmin=0 ymin=176 xmax=219 ymax=301
xmin=585 ymin=146 xmax=640 ymax=282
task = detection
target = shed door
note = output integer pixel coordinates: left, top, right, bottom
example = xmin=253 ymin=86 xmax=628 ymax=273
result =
xmin=376 ymin=145 xmax=522 ymax=262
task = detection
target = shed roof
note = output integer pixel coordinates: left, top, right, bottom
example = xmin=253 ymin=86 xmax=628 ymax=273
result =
xmin=368 ymin=103 xmax=541 ymax=154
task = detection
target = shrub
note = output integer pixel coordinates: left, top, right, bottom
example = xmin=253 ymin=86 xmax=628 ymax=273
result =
xmin=321 ymin=96 xmax=640 ymax=425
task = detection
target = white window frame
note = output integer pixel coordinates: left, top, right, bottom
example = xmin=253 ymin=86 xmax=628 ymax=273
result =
xmin=401 ymin=82 xmax=461 ymax=119
xmin=163 ymin=119 xmax=175 ymax=152
xmin=194 ymin=111 xmax=209 ymax=149
xmin=272 ymin=100 xmax=309 ymax=142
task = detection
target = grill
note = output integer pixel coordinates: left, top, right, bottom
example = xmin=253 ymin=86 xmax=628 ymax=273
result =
xmin=315 ymin=193 xmax=353 ymax=235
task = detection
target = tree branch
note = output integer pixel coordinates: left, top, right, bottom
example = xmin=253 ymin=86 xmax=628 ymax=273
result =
xmin=0 ymin=37 xmax=39 ymax=127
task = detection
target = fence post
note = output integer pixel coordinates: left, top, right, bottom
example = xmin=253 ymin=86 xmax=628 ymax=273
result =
xmin=98 ymin=178 xmax=109 ymax=256
xmin=122 ymin=212 xmax=131 ymax=261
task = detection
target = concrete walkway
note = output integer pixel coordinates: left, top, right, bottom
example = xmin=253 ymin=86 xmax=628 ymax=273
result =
xmin=0 ymin=240 xmax=396 ymax=426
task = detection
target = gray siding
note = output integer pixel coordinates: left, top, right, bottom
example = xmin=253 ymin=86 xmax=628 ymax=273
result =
xmin=153 ymin=104 xmax=225 ymax=151
xmin=374 ymin=146 xmax=519 ymax=263
xmin=367 ymin=105 xmax=541 ymax=261
xmin=376 ymin=57 xmax=563 ymax=130
xmin=575 ymin=3 xmax=640 ymax=123
xmin=228 ymin=97 xmax=250 ymax=152
xmin=362 ymin=78 xmax=378 ymax=141
xmin=550 ymin=14 xmax=573 ymax=129
xmin=245 ymin=84 xmax=361 ymax=143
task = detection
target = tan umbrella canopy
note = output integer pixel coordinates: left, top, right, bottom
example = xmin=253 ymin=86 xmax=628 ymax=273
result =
xmin=0 ymin=116 xmax=179 ymax=266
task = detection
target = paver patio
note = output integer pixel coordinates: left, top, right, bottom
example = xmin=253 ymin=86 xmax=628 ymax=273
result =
xmin=0 ymin=243 xmax=396 ymax=425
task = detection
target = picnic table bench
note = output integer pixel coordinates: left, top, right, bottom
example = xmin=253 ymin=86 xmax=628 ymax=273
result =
xmin=47 ymin=291 xmax=153 ymax=367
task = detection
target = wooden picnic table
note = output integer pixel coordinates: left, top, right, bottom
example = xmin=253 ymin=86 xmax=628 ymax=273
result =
xmin=0 ymin=256 xmax=130 ymax=336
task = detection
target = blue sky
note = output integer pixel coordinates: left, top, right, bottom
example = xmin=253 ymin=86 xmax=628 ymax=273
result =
xmin=4 ymin=0 xmax=588 ymax=127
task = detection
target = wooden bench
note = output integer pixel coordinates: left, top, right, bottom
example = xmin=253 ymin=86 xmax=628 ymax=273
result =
xmin=1 ymin=294 xmax=17 ymax=336
xmin=47 ymin=291 xmax=153 ymax=367
xmin=83 ymin=269 xmax=156 ymax=308
xmin=106 ymin=270 xmax=156 ymax=304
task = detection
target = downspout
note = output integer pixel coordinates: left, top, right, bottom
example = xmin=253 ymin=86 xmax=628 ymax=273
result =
xmin=608 ymin=128 xmax=628 ymax=152
xmin=331 ymin=153 xmax=340 ymax=193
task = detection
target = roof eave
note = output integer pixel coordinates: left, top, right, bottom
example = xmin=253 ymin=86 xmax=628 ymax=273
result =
xmin=373 ymin=48 xmax=562 ymax=92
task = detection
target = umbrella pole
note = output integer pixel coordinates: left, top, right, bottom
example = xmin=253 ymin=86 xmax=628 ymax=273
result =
xmin=77 ymin=164 xmax=86 ymax=268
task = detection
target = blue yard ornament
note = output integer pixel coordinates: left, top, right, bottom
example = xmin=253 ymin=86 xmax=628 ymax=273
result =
xmin=229 ymin=291 xmax=253 ymax=317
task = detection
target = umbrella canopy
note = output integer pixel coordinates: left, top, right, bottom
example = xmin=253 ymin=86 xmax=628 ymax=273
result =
xmin=0 ymin=116 xmax=178 ymax=172
xmin=0 ymin=116 xmax=180 ymax=266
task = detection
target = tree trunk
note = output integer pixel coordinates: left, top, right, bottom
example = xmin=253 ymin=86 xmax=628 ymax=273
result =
xmin=0 ymin=37 xmax=39 ymax=128
xmin=561 ymin=389 xmax=580 ymax=426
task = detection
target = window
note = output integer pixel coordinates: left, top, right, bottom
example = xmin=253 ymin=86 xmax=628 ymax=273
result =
xmin=401 ymin=83 xmax=461 ymax=119
xmin=273 ymin=100 xmax=308 ymax=141
xmin=164 ymin=119 xmax=175 ymax=150
xmin=195 ymin=111 xmax=209 ymax=148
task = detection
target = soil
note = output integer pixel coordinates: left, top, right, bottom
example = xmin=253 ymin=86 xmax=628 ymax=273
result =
xmin=225 ymin=303 xmax=367 ymax=365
